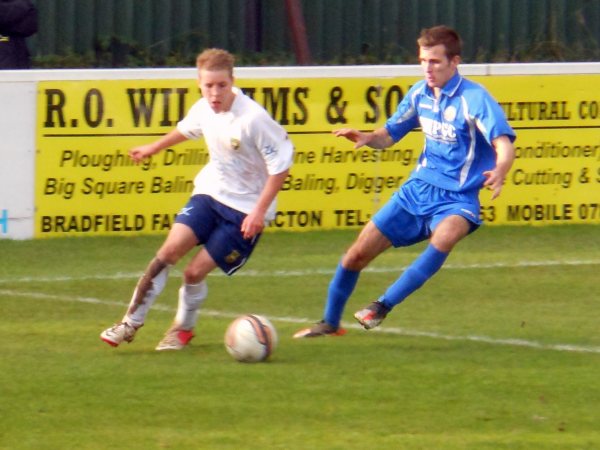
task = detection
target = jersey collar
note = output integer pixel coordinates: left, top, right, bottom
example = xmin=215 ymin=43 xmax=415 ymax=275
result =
xmin=228 ymin=87 xmax=243 ymax=113
xmin=425 ymin=71 xmax=463 ymax=98
xmin=443 ymin=71 xmax=462 ymax=96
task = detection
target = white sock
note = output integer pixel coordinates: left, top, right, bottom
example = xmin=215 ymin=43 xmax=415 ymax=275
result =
xmin=174 ymin=281 xmax=208 ymax=330
xmin=124 ymin=263 xmax=170 ymax=327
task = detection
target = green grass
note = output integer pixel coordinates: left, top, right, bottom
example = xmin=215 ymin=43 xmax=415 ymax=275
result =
xmin=1 ymin=225 xmax=599 ymax=450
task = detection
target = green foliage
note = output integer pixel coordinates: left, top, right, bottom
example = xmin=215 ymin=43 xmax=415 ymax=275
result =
xmin=1 ymin=225 xmax=599 ymax=449
xmin=31 ymin=35 xmax=600 ymax=69
xmin=33 ymin=36 xmax=198 ymax=69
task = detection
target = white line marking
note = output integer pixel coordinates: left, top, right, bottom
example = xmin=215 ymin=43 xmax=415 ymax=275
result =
xmin=0 ymin=259 xmax=598 ymax=284
xmin=2 ymin=289 xmax=599 ymax=355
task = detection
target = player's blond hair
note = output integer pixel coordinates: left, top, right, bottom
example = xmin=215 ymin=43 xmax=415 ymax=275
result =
xmin=196 ymin=48 xmax=235 ymax=77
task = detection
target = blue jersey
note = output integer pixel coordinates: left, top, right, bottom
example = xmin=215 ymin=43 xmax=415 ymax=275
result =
xmin=385 ymin=72 xmax=516 ymax=192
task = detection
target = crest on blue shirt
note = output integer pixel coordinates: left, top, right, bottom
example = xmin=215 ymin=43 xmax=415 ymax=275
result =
xmin=443 ymin=106 xmax=457 ymax=122
xmin=231 ymin=138 xmax=240 ymax=150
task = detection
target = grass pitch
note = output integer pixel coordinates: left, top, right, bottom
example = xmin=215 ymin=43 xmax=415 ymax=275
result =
xmin=1 ymin=225 xmax=599 ymax=450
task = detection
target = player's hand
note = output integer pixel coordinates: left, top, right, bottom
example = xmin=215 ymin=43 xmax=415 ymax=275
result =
xmin=483 ymin=170 xmax=505 ymax=200
xmin=129 ymin=144 xmax=154 ymax=163
xmin=332 ymin=128 xmax=369 ymax=148
xmin=241 ymin=212 xmax=265 ymax=239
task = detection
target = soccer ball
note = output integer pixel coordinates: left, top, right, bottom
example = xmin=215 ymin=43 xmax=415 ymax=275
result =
xmin=224 ymin=314 xmax=278 ymax=363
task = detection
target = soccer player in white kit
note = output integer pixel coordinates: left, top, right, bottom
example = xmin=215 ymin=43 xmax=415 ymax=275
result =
xmin=101 ymin=48 xmax=294 ymax=350
xmin=294 ymin=25 xmax=516 ymax=338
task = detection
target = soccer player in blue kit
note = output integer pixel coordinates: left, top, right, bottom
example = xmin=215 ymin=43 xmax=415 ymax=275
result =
xmin=294 ymin=25 xmax=516 ymax=338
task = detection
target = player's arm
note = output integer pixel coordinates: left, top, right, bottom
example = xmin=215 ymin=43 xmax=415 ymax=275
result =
xmin=241 ymin=169 xmax=290 ymax=239
xmin=129 ymin=129 xmax=188 ymax=163
xmin=483 ymin=135 xmax=516 ymax=199
xmin=334 ymin=90 xmax=417 ymax=149
xmin=333 ymin=127 xmax=394 ymax=149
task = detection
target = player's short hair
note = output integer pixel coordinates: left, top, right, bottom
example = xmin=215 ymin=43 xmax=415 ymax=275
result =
xmin=417 ymin=25 xmax=462 ymax=60
xmin=196 ymin=48 xmax=235 ymax=76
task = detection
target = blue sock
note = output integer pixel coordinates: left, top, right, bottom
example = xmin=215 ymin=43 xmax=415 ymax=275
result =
xmin=323 ymin=263 xmax=360 ymax=327
xmin=380 ymin=244 xmax=448 ymax=309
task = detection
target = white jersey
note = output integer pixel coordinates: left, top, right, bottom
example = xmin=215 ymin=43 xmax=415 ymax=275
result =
xmin=176 ymin=87 xmax=294 ymax=221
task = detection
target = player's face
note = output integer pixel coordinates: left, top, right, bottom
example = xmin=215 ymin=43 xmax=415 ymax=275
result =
xmin=198 ymin=69 xmax=235 ymax=113
xmin=419 ymin=44 xmax=459 ymax=90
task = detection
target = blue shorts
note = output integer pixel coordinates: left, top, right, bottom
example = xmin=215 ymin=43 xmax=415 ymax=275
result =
xmin=372 ymin=178 xmax=481 ymax=247
xmin=175 ymin=194 xmax=261 ymax=275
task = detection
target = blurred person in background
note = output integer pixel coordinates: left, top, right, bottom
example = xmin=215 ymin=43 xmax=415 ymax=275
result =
xmin=0 ymin=0 xmax=38 ymax=69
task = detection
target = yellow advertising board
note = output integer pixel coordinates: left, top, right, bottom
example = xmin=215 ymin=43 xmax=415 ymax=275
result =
xmin=35 ymin=73 xmax=600 ymax=237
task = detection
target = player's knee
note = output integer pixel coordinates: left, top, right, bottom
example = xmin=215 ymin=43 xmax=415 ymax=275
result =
xmin=430 ymin=230 xmax=464 ymax=252
xmin=431 ymin=218 xmax=470 ymax=251
xmin=182 ymin=266 xmax=207 ymax=284
xmin=156 ymin=247 xmax=182 ymax=266
xmin=342 ymin=249 xmax=370 ymax=271
xmin=183 ymin=267 xmax=201 ymax=284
